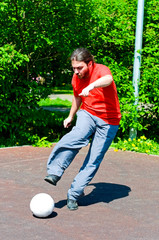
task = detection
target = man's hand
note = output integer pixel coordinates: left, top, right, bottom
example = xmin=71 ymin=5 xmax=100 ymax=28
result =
xmin=79 ymin=83 xmax=94 ymax=97
xmin=63 ymin=116 xmax=73 ymax=128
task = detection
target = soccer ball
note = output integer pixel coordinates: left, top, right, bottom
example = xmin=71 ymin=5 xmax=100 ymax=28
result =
xmin=30 ymin=193 xmax=54 ymax=218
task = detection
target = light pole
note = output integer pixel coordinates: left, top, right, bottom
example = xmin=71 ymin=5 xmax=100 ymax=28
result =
xmin=129 ymin=0 xmax=145 ymax=139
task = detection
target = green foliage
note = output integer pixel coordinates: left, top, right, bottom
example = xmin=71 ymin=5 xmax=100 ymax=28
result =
xmin=30 ymin=136 xmax=53 ymax=148
xmin=138 ymin=0 xmax=159 ymax=139
xmin=0 ymin=0 xmax=94 ymax=83
xmin=0 ymin=108 xmax=71 ymax=147
xmin=88 ymin=0 xmax=159 ymax=140
xmin=111 ymin=136 xmax=159 ymax=155
xmin=0 ymin=0 xmax=158 ymax=147
xmin=0 ymin=43 xmax=51 ymax=142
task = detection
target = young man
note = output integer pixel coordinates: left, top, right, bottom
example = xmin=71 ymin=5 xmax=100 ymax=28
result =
xmin=44 ymin=48 xmax=121 ymax=210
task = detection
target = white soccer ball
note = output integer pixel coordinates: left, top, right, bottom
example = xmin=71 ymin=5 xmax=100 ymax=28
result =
xmin=30 ymin=193 xmax=54 ymax=218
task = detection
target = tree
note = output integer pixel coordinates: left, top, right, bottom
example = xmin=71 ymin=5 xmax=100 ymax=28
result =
xmin=0 ymin=0 xmax=94 ymax=145
xmin=0 ymin=0 xmax=158 ymax=146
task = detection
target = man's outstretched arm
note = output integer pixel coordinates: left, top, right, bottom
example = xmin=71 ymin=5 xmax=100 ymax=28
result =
xmin=63 ymin=95 xmax=82 ymax=128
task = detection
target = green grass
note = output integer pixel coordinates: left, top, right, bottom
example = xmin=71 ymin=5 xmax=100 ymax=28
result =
xmin=52 ymin=89 xmax=73 ymax=94
xmin=38 ymin=97 xmax=72 ymax=108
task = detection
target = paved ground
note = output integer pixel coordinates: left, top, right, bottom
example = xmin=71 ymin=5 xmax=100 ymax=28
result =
xmin=48 ymin=93 xmax=73 ymax=102
xmin=0 ymin=145 xmax=159 ymax=240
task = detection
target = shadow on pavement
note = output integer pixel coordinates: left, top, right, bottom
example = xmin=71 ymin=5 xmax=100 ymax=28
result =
xmin=32 ymin=211 xmax=58 ymax=219
xmin=55 ymin=200 xmax=67 ymax=209
xmin=79 ymin=182 xmax=131 ymax=206
xmin=55 ymin=182 xmax=131 ymax=208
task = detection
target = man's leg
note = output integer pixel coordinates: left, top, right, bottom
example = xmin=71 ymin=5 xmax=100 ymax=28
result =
xmin=67 ymin=116 xmax=119 ymax=202
xmin=46 ymin=110 xmax=96 ymax=177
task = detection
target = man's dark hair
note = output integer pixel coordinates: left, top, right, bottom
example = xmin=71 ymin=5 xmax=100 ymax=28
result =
xmin=70 ymin=48 xmax=94 ymax=64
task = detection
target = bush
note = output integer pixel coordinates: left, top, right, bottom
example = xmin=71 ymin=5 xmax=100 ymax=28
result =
xmin=0 ymin=44 xmax=51 ymax=144
xmin=0 ymin=0 xmax=158 ymax=146
xmin=112 ymin=136 xmax=159 ymax=155
xmin=0 ymin=107 xmax=72 ymax=147
xmin=89 ymin=0 xmax=159 ymax=140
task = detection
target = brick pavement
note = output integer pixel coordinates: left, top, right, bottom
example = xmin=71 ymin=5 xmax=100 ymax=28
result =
xmin=0 ymin=145 xmax=159 ymax=240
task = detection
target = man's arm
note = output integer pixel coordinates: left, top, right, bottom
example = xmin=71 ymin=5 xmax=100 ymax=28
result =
xmin=63 ymin=95 xmax=82 ymax=128
xmin=79 ymin=75 xmax=113 ymax=97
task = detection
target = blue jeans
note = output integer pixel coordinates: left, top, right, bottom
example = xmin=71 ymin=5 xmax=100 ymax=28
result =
xmin=47 ymin=110 xmax=119 ymax=201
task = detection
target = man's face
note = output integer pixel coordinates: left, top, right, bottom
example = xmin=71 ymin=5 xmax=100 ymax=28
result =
xmin=72 ymin=60 xmax=92 ymax=79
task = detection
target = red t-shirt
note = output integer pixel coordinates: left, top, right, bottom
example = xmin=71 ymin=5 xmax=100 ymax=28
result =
xmin=72 ymin=63 xmax=121 ymax=125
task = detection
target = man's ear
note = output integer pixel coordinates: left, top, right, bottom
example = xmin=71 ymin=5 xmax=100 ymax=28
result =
xmin=88 ymin=61 xmax=93 ymax=67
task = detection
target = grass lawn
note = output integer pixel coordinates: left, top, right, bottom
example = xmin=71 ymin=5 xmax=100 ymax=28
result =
xmin=38 ymin=97 xmax=72 ymax=108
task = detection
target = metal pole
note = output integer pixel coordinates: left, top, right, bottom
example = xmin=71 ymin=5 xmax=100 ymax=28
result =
xmin=129 ymin=0 xmax=145 ymax=139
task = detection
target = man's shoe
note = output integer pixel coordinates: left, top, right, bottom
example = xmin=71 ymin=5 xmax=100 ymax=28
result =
xmin=44 ymin=175 xmax=61 ymax=186
xmin=67 ymin=199 xmax=78 ymax=210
